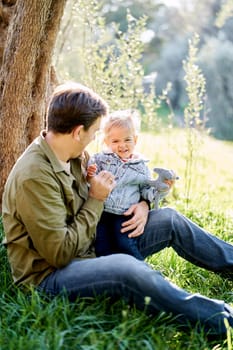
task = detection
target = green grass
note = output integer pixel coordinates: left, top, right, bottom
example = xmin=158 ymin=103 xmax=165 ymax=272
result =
xmin=1 ymin=129 xmax=233 ymax=349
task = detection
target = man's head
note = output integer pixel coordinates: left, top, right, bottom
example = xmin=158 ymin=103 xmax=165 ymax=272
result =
xmin=45 ymin=83 xmax=109 ymax=160
xmin=47 ymin=82 xmax=108 ymax=133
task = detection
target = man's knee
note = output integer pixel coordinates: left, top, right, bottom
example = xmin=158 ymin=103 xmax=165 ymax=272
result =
xmin=148 ymin=207 xmax=176 ymax=228
xmin=106 ymin=253 xmax=146 ymax=278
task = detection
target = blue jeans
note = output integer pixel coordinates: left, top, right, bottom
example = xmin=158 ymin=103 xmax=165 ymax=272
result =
xmin=38 ymin=208 xmax=233 ymax=334
xmin=95 ymin=211 xmax=144 ymax=260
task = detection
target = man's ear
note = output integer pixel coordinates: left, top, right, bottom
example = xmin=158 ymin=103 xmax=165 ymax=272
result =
xmin=103 ymin=137 xmax=109 ymax=146
xmin=73 ymin=125 xmax=84 ymax=141
xmin=134 ymin=135 xmax=138 ymax=144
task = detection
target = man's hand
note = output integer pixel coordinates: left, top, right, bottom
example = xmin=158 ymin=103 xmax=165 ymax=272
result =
xmin=121 ymin=201 xmax=149 ymax=238
xmin=88 ymin=170 xmax=115 ymax=201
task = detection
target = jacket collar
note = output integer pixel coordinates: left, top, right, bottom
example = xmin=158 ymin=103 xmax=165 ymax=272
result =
xmin=36 ymin=131 xmax=69 ymax=174
xmin=102 ymin=150 xmax=149 ymax=164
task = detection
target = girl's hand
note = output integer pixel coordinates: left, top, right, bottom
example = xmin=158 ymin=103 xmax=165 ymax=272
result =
xmin=87 ymin=163 xmax=97 ymax=181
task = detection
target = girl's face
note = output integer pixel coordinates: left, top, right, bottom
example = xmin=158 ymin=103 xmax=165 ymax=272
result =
xmin=104 ymin=126 xmax=137 ymax=159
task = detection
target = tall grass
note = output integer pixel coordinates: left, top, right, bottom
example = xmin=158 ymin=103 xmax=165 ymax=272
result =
xmin=183 ymin=34 xmax=206 ymax=208
xmin=1 ymin=130 xmax=233 ymax=349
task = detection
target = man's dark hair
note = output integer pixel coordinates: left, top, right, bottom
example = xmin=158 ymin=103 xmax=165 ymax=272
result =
xmin=47 ymin=83 xmax=108 ymax=133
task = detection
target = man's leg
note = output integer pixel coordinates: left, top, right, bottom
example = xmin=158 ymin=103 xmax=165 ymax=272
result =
xmin=138 ymin=207 xmax=233 ymax=273
xmin=38 ymin=254 xmax=233 ymax=335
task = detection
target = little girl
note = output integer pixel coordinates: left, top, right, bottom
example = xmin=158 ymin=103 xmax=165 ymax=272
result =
xmin=88 ymin=110 xmax=174 ymax=260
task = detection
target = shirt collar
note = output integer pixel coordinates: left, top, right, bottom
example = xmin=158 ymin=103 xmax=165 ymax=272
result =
xmin=35 ymin=131 xmax=68 ymax=174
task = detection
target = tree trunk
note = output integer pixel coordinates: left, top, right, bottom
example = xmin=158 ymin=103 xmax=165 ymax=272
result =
xmin=0 ymin=1 xmax=16 ymax=66
xmin=0 ymin=0 xmax=67 ymax=211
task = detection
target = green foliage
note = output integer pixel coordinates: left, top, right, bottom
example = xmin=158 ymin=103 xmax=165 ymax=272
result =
xmin=80 ymin=11 xmax=146 ymax=110
xmin=183 ymin=35 xmax=206 ymax=130
xmin=1 ymin=130 xmax=233 ymax=349
xmin=55 ymin=0 xmax=233 ymax=141
xmin=2 ymin=1 xmax=233 ymax=346
xmin=216 ymin=0 xmax=233 ymax=28
xmin=182 ymin=34 xmax=206 ymax=206
xmin=55 ymin=0 xmax=164 ymax=132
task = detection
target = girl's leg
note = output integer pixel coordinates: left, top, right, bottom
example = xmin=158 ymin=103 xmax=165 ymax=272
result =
xmin=113 ymin=214 xmax=144 ymax=260
xmin=95 ymin=212 xmax=113 ymax=256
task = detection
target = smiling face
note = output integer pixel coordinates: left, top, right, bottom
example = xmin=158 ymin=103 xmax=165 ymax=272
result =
xmin=104 ymin=125 xmax=137 ymax=159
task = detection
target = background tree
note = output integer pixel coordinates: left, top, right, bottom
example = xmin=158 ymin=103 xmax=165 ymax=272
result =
xmin=0 ymin=0 xmax=67 ymax=210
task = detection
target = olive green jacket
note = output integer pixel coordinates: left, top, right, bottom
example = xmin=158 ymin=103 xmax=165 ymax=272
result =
xmin=2 ymin=133 xmax=104 ymax=287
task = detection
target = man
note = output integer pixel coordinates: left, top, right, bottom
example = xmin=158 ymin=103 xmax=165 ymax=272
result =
xmin=2 ymin=82 xmax=233 ymax=335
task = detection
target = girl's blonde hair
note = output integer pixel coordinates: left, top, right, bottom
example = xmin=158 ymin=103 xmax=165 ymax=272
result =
xmin=103 ymin=109 xmax=141 ymax=136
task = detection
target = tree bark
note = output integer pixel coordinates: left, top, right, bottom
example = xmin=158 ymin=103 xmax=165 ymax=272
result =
xmin=0 ymin=0 xmax=67 ymax=211
xmin=0 ymin=0 xmax=16 ymax=66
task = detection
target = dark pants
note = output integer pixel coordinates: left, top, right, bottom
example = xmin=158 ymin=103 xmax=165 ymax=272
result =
xmin=95 ymin=211 xmax=144 ymax=260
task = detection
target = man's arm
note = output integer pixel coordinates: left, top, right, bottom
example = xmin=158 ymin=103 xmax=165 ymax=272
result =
xmin=16 ymin=177 xmax=101 ymax=268
xmin=16 ymin=171 xmax=115 ymax=268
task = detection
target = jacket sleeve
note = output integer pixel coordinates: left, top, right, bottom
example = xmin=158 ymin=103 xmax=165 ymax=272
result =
xmin=90 ymin=153 xmax=105 ymax=173
xmin=16 ymin=175 xmax=103 ymax=268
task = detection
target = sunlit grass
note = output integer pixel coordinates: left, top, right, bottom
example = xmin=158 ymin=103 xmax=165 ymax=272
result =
xmin=1 ymin=129 xmax=233 ymax=349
